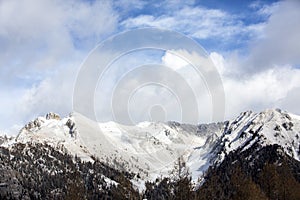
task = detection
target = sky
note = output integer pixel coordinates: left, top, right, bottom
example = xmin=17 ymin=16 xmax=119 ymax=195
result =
xmin=1 ymin=0 xmax=300 ymax=135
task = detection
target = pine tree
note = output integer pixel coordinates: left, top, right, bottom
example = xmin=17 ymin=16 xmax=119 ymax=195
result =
xmin=231 ymin=166 xmax=267 ymax=200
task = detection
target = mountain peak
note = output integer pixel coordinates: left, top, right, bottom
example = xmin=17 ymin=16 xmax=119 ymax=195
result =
xmin=218 ymin=109 xmax=300 ymax=162
xmin=2 ymin=108 xmax=300 ymax=186
xmin=45 ymin=112 xmax=61 ymax=120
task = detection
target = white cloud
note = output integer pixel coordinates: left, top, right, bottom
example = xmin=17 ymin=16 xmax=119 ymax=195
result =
xmin=92 ymin=49 xmax=216 ymax=125
xmin=245 ymin=0 xmax=300 ymax=73
xmin=161 ymin=50 xmax=189 ymax=70
xmin=210 ymin=52 xmax=226 ymax=74
xmin=0 ymin=0 xmax=118 ymax=134
xmin=206 ymin=1 xmax=300 ymax=119
xmin=0 ymin=0 xmax=118 ymax=75
xmin=249 ymin=0 xmax=280 ymax=17
xmin=0 ymin=63 xmax=79 ymax=135
xmin=17 ymin=66 xmax=77 ymax=118
xmin=1 ymin=0 xmax=300 ymax=135
xmin=121 ymin=5 xmax=263 ymax=41
xmin=210 ymin=52 xmax=300 ymax=119
xmin=161 ymin=48 xmax=300 ymax=122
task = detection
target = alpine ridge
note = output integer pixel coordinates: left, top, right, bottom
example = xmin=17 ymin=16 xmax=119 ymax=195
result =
xmin=1 ymin=108 xmax=300 ymax=199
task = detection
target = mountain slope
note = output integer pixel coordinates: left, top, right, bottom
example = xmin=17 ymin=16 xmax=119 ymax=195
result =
xmin=0 ymin=143 xmax=139 ymax=199
xmin=1 ymin=108 xmax=300 ymax=198
xmin=13 ymin=111 xmax=225 ymax=184
xmin=214 ymin=109 xmax=300 ymax=164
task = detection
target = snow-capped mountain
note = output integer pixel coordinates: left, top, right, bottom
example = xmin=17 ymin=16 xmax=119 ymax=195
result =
xmin=11 ymin=112 xmax=92 ymax=162
xmin=215 ymin=109 xmax=300 ymax=163
xmin=10 ymin=111 xmax=225 ymax=184
xmin=1 ymin=108 xmax=300 ymax=199
xmin=4 ymin=109 xmax=300 ymax=184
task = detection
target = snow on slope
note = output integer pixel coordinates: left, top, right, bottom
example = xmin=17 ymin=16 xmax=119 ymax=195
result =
xmin=2 ymin=108 xmax=300 ymax=188
xmin=73 ymin=112 xmax=224 ymax=182
xmin=4 ymin=111 xmax=225 ymax=185
xmin=216 ymin=109 xmax=300 ymax=163
xmin=10 ymin=112 xmax=92 ymax=162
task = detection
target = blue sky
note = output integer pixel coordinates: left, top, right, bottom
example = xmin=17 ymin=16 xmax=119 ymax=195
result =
xmin=1 ymin=0 xmax=300 ymax=135
xmin=115 ymin=0 xmax=278 ymax=51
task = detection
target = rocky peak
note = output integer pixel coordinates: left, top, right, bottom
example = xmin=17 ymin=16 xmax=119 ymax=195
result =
xmin=45 ymin=112 xmax=61 ymax=120
xmin=215 ymin=108 xmax=300 ymax=163
xmin=23 ymin=117 xmax=44 ymax=131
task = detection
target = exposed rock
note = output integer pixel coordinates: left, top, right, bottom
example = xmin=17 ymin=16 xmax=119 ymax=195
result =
xmin=45 ymin=112 xmax=61 ymax=120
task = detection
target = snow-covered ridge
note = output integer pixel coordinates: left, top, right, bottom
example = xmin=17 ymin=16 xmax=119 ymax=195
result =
xmin=4 ymin=111 xmax=226 ymax=184
xmin=218 ymin=108 xmax=300 ymax=162
xmin=12 ymin=112 xmax=92 ymax=162
xmin=2 ymin=108 xmax=300 ymax=186
xmin=72 ymin=112 xmax=225 ymax=183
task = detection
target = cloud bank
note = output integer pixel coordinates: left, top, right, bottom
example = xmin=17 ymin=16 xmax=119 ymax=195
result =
xmin=0 ymin=0 xmax=300 ymax=135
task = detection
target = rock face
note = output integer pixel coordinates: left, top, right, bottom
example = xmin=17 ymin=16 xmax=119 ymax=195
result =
xmin=45 ymin=112 xmax=61 ymax=120
xmin=22 ymin=113 xmax=60 ymax=132
xmin=66 ymin=118 xmax=77 ymax=138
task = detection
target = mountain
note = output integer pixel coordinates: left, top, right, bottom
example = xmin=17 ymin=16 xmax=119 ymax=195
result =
xmin=1 ymin=109 xmax=300 ymax=199
xmin=215 ymin=109 xmax=300 ymax=162
xmin=12 ymin=111 xmax=226 ymax=185
xmin=197 ymin=109 xmax=300 ymax=200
